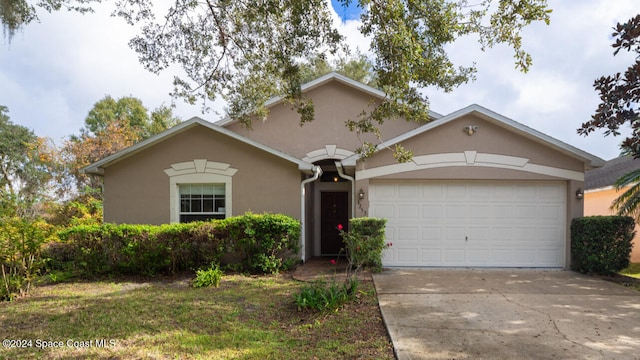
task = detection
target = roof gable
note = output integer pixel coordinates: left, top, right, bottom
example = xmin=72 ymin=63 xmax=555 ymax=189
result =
xmin=83 ymin=117 xmax=315 ymax=174
xmin=343 ymin=104 xmax=604 ymax=168
xmin=215 ymin=72 xmax=443 ymax=127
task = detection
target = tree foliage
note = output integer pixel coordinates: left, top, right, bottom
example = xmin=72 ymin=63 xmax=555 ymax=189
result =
xmin=2 ymin=0 xmax=551 ymax=159
xmin=62 ymin=96 xmax=180 ymax=197
xmin=0 ymin=106 xmax=55 ymax=218
xmin=80 ymin=95 xmax=181 ymax=139
xmin=577 ymin=15 xmax=640 ymax=219
xmin=579 ymin=14 xmax=640 ymax=154
xmin=298 ymin=53 xmax=378 ymax=86
xmin=611 ymin=167 xmax=640 ymax=219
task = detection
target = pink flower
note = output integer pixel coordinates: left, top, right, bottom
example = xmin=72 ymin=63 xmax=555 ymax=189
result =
xmin=330 ymin=259 xmax=337 ymax=265
xmin=337 ymin=224 xmax=343 ymax=230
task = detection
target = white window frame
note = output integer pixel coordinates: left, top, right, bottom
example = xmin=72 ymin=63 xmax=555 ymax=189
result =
xmin=164 ymin=159 xmax=237 ymax=223
xmin=178 ymin=183 xmax=226 ymax=222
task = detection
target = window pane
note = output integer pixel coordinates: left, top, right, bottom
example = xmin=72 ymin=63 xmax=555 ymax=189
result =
xmin=215 ymin=198 xmax=225 ymax=213
xmin=179 ymin=183 xmax=227 ymax=223
xmin=191 ymin=194 xmax=202 ymax=212
xmin=203 ymin=195 xmax=214 ymax=212
xmin=180 ymin=195 xmax=190 ymax=212
xmin=202 ymin=185 xmax=215 ymax=195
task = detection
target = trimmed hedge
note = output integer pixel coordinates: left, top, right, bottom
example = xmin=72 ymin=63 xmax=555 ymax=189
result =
xmin=571 ymin=216 xmax=635 ymax=275
xmin=47 ymin=213 xmax=300 ymax=277
xmin=342 ymin=217 xmax=388 ymax=273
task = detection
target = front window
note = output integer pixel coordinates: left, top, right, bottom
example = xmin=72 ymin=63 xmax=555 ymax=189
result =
xmin=179 ymin=184 xmax=225 ymax=222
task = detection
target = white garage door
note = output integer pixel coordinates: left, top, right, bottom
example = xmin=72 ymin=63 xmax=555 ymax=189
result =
xmin=370 ymin=181 xmax=566 ymax=267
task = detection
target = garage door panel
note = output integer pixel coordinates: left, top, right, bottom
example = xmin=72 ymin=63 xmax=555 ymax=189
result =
xmin=446 ymin=205 xmax=466 ymax=219
xmin=372 ymin=184 xmax=395 ymax=199
xmin=397 ymin=248 xmax=419 ymax=262
xmin=539 ymin=206 xmax=563 ymax=221
xmin=398 ymin=205 xmax=419 ymax=219
xmin=421 ymin=227 xmax=442 ymax=241
xmin=421 ymin=205 xmax=442 ymax=221
xmin=492 ymin=249 xmax=514 ymax=263
xmin=398 ymin=184 xmax=420 ymax=198
xmin=445 ymin=249 xmax=465 ymax=263
xmin=372 ymin=204 xmax=394 ymax=218
xmin=398 ymin=227 xmax=419 ymax=242
xmin=422 ymin=184 xmax=444 ymax=199
xmin=469 ymin=205 xmax=491 ymax=220
xmin=370 ymin=181 xmax=566 ymax=268
xmin=446 ymin=227 xmax=466 ymax=242
xmin=421 ymin=249 xmax=443 ymax=263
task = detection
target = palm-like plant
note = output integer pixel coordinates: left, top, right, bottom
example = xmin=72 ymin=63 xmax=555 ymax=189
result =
xmin=612 ymin=168 xmax=640 ymax=219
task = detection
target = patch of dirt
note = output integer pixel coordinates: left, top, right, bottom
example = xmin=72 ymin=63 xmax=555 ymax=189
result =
xmin=595 ymin=273 xmax=640 ymax=289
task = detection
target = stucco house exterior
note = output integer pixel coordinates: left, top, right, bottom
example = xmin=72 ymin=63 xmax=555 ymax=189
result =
xmin=85 ymin=73 xmax=604 ymax=268
xmin=585 ymin=155 xmax=640 ymax=262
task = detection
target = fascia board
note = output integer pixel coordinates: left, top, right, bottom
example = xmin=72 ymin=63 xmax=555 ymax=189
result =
xmin=83 ymin=117 xmax=314 ymax=174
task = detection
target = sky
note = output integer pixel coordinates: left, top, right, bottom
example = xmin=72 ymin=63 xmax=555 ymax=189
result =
xmin=0 ymin=0 xmax=637 ymax=161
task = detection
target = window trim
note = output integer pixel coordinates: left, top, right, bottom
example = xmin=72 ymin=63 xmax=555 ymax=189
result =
xmin=165 ymin=160 xmax=237 ymax=223
xmin=179 ymin=183 xmax=226 ymax=222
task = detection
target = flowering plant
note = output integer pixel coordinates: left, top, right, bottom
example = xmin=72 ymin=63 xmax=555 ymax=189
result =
xmin=337 ymin=217 xmax=388 ymax=277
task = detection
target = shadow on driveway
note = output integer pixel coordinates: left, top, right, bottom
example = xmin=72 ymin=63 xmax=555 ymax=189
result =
xmin=373 ymin=269 xmax=640 ymax=360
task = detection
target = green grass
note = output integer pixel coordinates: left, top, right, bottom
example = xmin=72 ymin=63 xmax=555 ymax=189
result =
xmin=0 ymin=274 xmax=394 ymax=359
xmin=620 ymin=262 xmax=640 ymax=278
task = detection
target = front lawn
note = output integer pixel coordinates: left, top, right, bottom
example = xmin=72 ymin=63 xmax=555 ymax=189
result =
xmin=620 ymin=262 xmax=640 ymax=279
xmin=0 ymin=275 xmax=394 ymax=359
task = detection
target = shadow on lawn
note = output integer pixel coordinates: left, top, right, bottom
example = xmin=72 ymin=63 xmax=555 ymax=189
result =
xmin=0 ymin=275 xmax=393 ymax=359
xmin=0 ymin=276 xmax=303 ymax=359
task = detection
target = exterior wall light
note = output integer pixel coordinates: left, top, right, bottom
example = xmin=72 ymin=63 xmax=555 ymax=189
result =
xmin=464 ymin=125 xmax=478 ymax=136
xmin=358 ymin=188 xmax=365 ymax=200
xmin=576 ymin=188 xmax=584 ymax=200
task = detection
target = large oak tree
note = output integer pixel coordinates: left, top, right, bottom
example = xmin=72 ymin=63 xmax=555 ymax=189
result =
xmin=2 ymin=0 xmax=551 ymax=158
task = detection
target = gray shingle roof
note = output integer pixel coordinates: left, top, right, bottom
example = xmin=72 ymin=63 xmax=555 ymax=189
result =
xmin=585 ymin=155 xmax=640 ymax=190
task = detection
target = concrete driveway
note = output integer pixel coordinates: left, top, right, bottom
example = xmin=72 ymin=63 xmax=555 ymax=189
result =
xmin=373 ymin=269 xmax=640 ymax=360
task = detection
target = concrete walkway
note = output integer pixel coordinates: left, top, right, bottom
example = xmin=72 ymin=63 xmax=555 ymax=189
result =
xmin=373 ymin=269 xmax=640 ymax=360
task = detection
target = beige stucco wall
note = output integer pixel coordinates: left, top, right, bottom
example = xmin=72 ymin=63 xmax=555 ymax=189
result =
xmin=585 ymin=187 xmax=640 ymax=262
xmin=225 ymin=80 xmax=424 ymax=159
xmin=361 ymin=115 xmax=583 ymax=174
xmin=103 ymin=125 xmax=302 ymax=225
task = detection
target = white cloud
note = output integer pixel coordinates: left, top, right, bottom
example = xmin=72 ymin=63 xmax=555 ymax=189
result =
xmin=0 ymin=0 xmax=637 ymax=161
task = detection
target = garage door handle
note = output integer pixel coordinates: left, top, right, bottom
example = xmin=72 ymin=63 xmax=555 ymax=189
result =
xmin=465 ymin=236 xmax=468 ymax=242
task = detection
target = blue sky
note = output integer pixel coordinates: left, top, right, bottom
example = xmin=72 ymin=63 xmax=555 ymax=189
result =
xmin=0 ymin=0 xmax=638 ymax=161
xmin=331 ymin=0 xmax=362 ymax=21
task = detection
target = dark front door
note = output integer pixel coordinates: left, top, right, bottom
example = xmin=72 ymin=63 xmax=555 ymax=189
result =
xmin=320 ymin=191 xmax=349 ymax=255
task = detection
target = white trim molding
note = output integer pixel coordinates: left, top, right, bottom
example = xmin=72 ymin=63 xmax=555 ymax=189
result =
xmin=164 ymin=159 xmax=238 ymax=223
xmin=356 ymin=152 xmax=585 ymax=181
xmin=302 ymin=145 xmax=356 ymax=163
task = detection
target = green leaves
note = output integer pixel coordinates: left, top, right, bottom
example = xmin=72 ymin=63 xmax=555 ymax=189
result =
xmin=2 ymin=1 xmax=552 ymax=162
xmin=0 ymin=106 xmax=54 ymax=218
xmin=579 ymin=14 xmax=640 ymax=155
xmin=571 ymin=216 xmax=634 ymax=275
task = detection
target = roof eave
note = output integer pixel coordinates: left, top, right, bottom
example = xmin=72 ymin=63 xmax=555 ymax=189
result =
xmin=82 ymin=117 xmax=314 ymax=175
xmin=350 ymin=104 xmax=605 ymax=168
xmin=215 ymin=72 xmax=443 ymax=127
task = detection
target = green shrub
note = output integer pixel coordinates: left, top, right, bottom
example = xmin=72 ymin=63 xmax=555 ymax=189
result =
xmin=0 ymin=218 xmax=54 ymax=301
xmin=571 ymin=216 xmax=635 ymax=275
xmin=192 ymin=263 xmax=223 ymax=288
xmin=224 ymin=212 xmax=301 ymax=274
xmin=48 ymin=213 xmax=300 ymax=278
xmin=340 ymin=217 xmax=389 ymax=274
xmin=293 ymin=278 xmax=359 ymax=312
